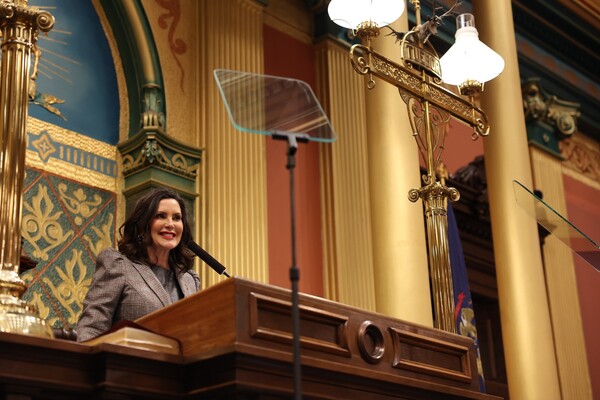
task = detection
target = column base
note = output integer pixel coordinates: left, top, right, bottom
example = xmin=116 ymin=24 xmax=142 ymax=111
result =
xmin=0 ymin=294 xmax=54 ymax=338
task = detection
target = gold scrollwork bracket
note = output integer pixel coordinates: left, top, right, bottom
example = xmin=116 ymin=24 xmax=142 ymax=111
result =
xmin=523 ymin=78 xmax=580 ymax=137
xmin=350 ymin=44 xmax=490 ymax=139
xmin=522 ymin=78 xmax=580 ymax=157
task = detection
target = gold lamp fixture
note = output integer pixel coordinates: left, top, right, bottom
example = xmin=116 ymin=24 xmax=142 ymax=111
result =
xmin=328 ymin=0 xmax=504 ymax=332
xmin=328 ymin=0 xmax=405 ymax=40
xmin=440 ymin=13 xmax=505 ymax=96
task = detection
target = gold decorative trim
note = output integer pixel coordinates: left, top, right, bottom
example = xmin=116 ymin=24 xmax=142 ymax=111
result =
xmin=560 ymin=135 xmax=600 ymax=186
xmin=28 ymin=118 xmax=116 ymax=159
xmin=523 ymin=79 xmax=580 ymax=136
xmin=26 ymin=117 xmax=119 ymax=192
xmin=121 ymin=137 xmax=198 ymax=179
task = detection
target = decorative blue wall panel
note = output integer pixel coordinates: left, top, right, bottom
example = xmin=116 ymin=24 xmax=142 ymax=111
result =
xmin=20 ymin=167 xmax=116 ymax=329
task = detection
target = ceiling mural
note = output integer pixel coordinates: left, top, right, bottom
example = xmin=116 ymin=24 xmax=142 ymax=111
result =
xmin=28 ymin=0 xmax=119 ymax=145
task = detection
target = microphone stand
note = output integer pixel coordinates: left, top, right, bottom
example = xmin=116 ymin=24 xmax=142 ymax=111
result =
xmin=273 ymin=132 xmax=309 ymax=400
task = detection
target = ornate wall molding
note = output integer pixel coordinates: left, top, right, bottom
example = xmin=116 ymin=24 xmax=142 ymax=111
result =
xmin=560 ymin=135 xmax=600 ymax=186
xmin=117 ymin=127 xmax=201 ymax=196
xmin=26 ymin=118 xmax=118 ymax=192
xmin=523 ymin=78 xmax=580 ymax=157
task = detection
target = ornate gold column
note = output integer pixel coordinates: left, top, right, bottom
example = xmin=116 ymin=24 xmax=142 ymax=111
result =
xmin=0 ymin=0 xmax=54 ymax=337
xmin=365 ymin=16 xmax=432 ymax=326
xmin=474 ymin=1 xmax=561 ymax=398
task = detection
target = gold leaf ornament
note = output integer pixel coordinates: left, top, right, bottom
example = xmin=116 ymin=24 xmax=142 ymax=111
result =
xmin=22 ymin=184 xmax=73 ymax=261
xmin=42 ymin=249 xmax=91 ymax=325
xmin=58 ymin=183 xmax=102 ymax=225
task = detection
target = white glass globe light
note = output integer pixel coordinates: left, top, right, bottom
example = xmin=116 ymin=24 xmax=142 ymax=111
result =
xmin=440 ymin=14 xmax=505 ymax=86
xmin=328 ymin=0 xmax=405 ymax=30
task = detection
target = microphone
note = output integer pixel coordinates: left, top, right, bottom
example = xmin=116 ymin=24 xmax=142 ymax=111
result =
xmin=188 ymin=241 xmax=231 ymax=278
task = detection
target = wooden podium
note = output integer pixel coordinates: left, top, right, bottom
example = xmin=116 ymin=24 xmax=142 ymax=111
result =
xmin=137 ymin=277 xmax=498 ymax=399
xmin=0 ymin=277 xmax=501 ymax=399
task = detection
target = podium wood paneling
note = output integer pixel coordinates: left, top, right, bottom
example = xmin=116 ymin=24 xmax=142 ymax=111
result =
xmin=0 ymin=278 xmax=500 ymax=399
xmin=137 ymin=277 xmax=498 ymax=399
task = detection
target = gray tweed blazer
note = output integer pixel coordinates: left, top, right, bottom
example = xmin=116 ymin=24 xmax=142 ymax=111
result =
xmin=76 ymin=247 xmax=200 ymax=341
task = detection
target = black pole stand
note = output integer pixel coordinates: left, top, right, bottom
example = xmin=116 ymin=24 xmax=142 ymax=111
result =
xmin=273 ymin=132 xmax=309 ymax=400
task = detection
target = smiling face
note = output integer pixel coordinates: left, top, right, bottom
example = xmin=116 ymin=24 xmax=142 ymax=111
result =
xmin=147 ymin=198 xmax=184 ymax=265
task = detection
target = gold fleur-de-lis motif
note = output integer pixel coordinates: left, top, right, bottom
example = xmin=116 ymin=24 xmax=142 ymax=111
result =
xmin=83 ymin=213 xmax=114 ymax=257
xmin=58 ymin=183 xmax=102 ymax=225
xmin=22 ymin=184 xmax=73 ymax=261
xmin=27 ymin=290 xmax=56 ymax=326
xmin=42 ymin=249 xmax=92 ymax=325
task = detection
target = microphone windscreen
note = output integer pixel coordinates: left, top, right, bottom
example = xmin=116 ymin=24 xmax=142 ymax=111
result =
xmin=188 ymin=241 xmax=227 ymax=275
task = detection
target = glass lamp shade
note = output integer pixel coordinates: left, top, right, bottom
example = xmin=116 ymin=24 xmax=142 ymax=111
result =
xmin=328 ymin=0 xmax=405 ymax=29
xmin=440 ymin=14 xmax=505 ymax=86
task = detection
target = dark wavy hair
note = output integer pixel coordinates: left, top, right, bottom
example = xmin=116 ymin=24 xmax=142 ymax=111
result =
xmin=118 ymin=188 xmax=194 ymax=272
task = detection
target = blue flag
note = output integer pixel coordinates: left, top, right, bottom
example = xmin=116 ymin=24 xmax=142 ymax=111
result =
xmin=447 ymin=203 xmax=486 ymax=392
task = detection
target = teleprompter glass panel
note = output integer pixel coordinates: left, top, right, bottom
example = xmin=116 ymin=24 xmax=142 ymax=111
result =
xmin=214 ymin=69 xmax=336 ymax=143
xmin=513 ymin=180 xmax=599 ymax=271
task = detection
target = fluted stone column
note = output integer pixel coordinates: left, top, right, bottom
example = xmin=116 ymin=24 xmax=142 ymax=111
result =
xmin=474 ymin=1 xmax=561 ymax=398
xmin=523 ymin=79 xmax=592 ymax=399
xmin=365 ymin=15 xmax=432 ymax=325
xmin=315 ymin=38 xmax=377 ymax=311
xmin=530 ymin=147 xmax=592 ymax=399
xmin=198 ymin=0 xmax=269 ymax=286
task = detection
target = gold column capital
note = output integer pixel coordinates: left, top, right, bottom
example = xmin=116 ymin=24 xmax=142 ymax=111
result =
xmin=0 ymin=1 xmax=54 ymax=31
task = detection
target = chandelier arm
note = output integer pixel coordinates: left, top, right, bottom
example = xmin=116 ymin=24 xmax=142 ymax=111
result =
xmin=352 ymin=45 xmax=491 ymax=137
xmin=341 ymin=4 xmax=499 ymax=334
